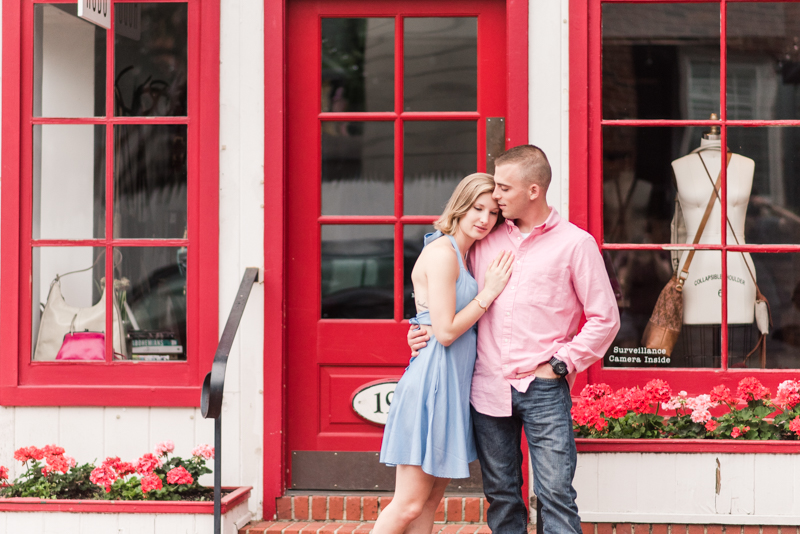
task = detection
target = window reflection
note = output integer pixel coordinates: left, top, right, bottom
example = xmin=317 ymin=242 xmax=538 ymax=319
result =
xmin=321 ymin=18 xmax=394 ymax=113
xmin=728 ymin=3 xmax=800 ymax=121
xmin=114 ymin=4 xmax=187 ymax=117
xmin=119 ymin=247 xmax=187 ymax=361
xmin=321 ymin=225 xmax=394 ymax=319
xmin=114 ymin=125 xmax=187 ymax=239
xmin=404 ymin=121 xmax=477 ymax=215
xmin=404 ymin=18 xmax=477 ymax=111
xmin=321 ymin=122 xmax=394 ymax=215
xmin=602 ymin=3 xmax=720 ymax=120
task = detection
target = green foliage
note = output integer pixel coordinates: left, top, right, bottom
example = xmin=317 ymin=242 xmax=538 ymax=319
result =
xmin=0 ymin=462 xmax=101 ymax=500
xmin=663 ymin=414 xmax=708 ymax=439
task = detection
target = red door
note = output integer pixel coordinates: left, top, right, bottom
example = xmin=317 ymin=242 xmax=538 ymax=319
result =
xmin=286 ymin=0 xmax=506 ymax=490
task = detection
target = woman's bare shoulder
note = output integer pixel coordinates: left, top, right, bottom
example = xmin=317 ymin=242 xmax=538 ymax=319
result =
xmin=417 ymin=237 xmax=459 ymax=275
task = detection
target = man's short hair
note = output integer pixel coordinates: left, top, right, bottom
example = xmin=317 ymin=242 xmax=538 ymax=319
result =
xmin=494 ymin=145 xmax=551 ymax=190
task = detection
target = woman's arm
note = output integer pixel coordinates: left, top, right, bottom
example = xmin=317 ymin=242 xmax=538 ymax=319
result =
xmin=425 ymin=246 xmax=513 ymax=347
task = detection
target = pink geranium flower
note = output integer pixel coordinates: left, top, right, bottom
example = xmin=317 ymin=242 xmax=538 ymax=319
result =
xmin=191 ymin=444 xmax=215 ymax=460
xmin=135 ymin=453 xmax=163 ymax=475
xmin=166 ymin=466 xmax=194 ymax=485
xmin=154 ymin=440 xmax=175 ymax=457
xmin=90 ymin=465 xmax=118 ymax=492
xmin=141 ymin=473 xmax=163 ymax=494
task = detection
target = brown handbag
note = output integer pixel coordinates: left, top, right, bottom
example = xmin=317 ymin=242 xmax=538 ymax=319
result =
xmin=641 ymin=152 xmax=732 ymax=356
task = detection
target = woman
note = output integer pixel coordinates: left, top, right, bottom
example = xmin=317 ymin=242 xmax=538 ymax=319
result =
xmin=375 ymin=173 xmax=514 ymax=534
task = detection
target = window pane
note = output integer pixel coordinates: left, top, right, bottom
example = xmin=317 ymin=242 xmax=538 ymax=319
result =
xmin=728 ymin=127 xmax=800 ymax=245
xmin=321 ymin=18 xmax=394 ymax=112
xmin=119 ymin=247 xmax=187 ymax=362
xmin=114 ymin=125 xmax=187 ymax=239
xmin=404 ymin=18 xmax=477 ymax=111
xmin=322 ymin=121 xmax=394 ymax=215
xmin=603 ymin=126 xmax=731 ymax=245
xmin=33 ymin=125 xmax=106 ymax=240
xmin=34 ymin=4 xmax=105 ymax=117
xmin=404 ymin=121 xmax=477 ymax=215
xmin=321 ymin=225 xmax=394 ymax=319
xmin=32 ymin=247 xmax=106 ymax=361
xmin=604 ymin=250 xmax=722 ymax=369
xmin=114 ymin=4 xmax=188 ymax=117
xmin=728 ymin=3 xmax=800 ymax=121
xmin=602 ymin=3 xmax=720 ymax=120
xmin=403 ymin=225 xmax=434 ymax=319
xmin=734 ymin=252 xmax=800 ymax=369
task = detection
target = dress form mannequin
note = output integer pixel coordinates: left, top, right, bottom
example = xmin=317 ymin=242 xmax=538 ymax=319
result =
xmin=671 ymin=132 xmax=756 ymax=325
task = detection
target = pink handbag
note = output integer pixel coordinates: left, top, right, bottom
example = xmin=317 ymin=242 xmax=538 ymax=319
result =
xmin=55 ymin=328 xmax=106 ymax=361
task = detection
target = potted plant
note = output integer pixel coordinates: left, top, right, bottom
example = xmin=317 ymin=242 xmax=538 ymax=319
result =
xmin=0 ymin=441 xmax=251 ymax=534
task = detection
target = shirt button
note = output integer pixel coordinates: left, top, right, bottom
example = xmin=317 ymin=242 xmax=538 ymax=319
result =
xmin=506 ymin=312 xmax=510 ymax=316
xmin=504 ymin=338 xmax=509 ymax=343
xmin=511 ymin=286 xmax=515 ymax=290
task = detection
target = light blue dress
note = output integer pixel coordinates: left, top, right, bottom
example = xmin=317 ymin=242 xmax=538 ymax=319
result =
xmin=379 ymin=231 xmax=479 ymax=479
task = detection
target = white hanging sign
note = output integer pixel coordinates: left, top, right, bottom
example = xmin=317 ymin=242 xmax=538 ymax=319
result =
xmin=78 ymin=0 xmax=110 ymax=29
xmin=351 ymin=380 xmax=398 ymax=426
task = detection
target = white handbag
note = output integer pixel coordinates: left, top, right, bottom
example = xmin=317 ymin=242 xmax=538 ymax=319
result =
xmin=33 ymin=276 xmax=127 ymax=361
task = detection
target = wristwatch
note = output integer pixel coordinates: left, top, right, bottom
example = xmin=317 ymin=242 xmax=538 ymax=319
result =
xmin=472 ymin=297 xmax=488 ymax=311
xmin=548 ymin=356 xmax=568 ymax=377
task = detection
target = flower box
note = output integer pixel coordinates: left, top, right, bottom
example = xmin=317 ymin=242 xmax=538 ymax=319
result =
xmin=574 ymin=442 xmax=800 ymax=525
xmin=0 ymin=485 xmax=252 ymax=534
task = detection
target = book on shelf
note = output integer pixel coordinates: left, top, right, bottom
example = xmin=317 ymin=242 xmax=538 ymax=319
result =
xmin=131 ymin=339 xmax=179 ymax=347
xmin=131 ymin=354 xmax=183 ymax=361
xmin=129 ymin=345 xmax=183 ymax=354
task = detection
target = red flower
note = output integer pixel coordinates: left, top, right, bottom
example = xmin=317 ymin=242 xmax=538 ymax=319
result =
xmin=41 ymin=445 xmax=64 ymax=458
xmin=14 ymin=446 xmax=43 ymax=463
xmin=102 ymin=457 xmax=121 ymax=470
xmin=601 ymin=390 xmax=629 ymax=419
xmin=0 ymin=466 xmax=8 ymax=480
xmin=135 ymin=453 xmax=163 ymax=475
xmin=643 ymin=379 xmax=672 ymax=404
xmin=44 ymin=454 xmax=70 ymax=475
xmin=117 ymin=462 xmax=136 ymax=477
xmin=90 ymin=465 xmax=117 ymax=492
xmin=789 ymin=417 xmax=800 ymax=436
xmin=737 ymin=377 xmax=770 ymax=402
xmin=141 ymin=473 xmax=163 ymax=494
xmin=710 ymin=385 xmax=738 ymax=405
xmin=580 ymin=384 xmax=613 ymax=401
xmin=731 ymin=427 xmax=742 ymax=439
xmin=166 ymin=466 xmax=194 ymax=485
xmin=705 ymin=420 xmax=718 ymax=432
xmin=624 ymin=388 xmax=651 ymax=414
xmin=592 ymin=417 xmax=608 ymax=432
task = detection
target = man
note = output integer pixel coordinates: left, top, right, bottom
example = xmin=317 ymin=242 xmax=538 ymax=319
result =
xmin=408 ymin=145 xmax=620 ymax=533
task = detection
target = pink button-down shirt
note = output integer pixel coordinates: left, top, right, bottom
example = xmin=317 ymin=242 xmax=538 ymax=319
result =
xmin=468 ymin=208 xmax=620 ymax=417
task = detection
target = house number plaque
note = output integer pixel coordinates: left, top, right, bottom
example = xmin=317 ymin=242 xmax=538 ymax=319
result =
xmin=351 ymin=380 xmax=398 ymax=426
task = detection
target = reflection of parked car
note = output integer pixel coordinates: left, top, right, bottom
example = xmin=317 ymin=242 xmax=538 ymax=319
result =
xmin=320 ymin=238 xmax=426 ymax=319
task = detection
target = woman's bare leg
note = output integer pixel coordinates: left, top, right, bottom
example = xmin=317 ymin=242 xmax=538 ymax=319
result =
xmin=372 ymin=465 xmax=436 ymax=534
xmin=404 ymin=476 xmax=450 ymax=534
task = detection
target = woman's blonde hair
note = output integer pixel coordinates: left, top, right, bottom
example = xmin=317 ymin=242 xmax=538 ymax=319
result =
xmin=433 ymin=173 xmax=502 ymax=235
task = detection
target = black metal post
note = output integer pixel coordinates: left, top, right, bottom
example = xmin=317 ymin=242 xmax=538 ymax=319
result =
xmin=215 ymin=415 xmax=222 ymax=534
xmin=536 ymin=496 xmax=543 ymax=534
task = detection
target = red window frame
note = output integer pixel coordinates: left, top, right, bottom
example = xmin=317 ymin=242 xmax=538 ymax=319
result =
xmin=0 ymin=0 xmax=220 ymax=407
xmin=570 ymin=0 xmax=799 ymax=397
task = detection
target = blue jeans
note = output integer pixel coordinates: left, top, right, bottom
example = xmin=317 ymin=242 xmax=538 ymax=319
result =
xmin=472 ymin=377 xmax=581 ymax=534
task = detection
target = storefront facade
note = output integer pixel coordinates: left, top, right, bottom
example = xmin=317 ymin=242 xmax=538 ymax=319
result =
xmin=1 ymin=0 xmax=799 ymax=525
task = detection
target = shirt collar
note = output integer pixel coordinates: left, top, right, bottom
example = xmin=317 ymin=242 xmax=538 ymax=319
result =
xmin=505 ymin=207 xmax=561 ymax=235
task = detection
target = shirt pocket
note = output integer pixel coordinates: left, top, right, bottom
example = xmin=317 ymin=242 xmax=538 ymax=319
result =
xmin=523 ymin=269 xmax=566 ymax=308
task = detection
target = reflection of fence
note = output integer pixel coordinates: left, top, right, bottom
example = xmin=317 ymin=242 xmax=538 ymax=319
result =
xmin=201 ymin=268 xmax=259 ymax=534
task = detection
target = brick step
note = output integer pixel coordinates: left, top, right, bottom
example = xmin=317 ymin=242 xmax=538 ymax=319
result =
xmin=275 ymin=495 xmax=488 ymax=523
xmin=239 ymin=522 xmax=507 ymax=533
